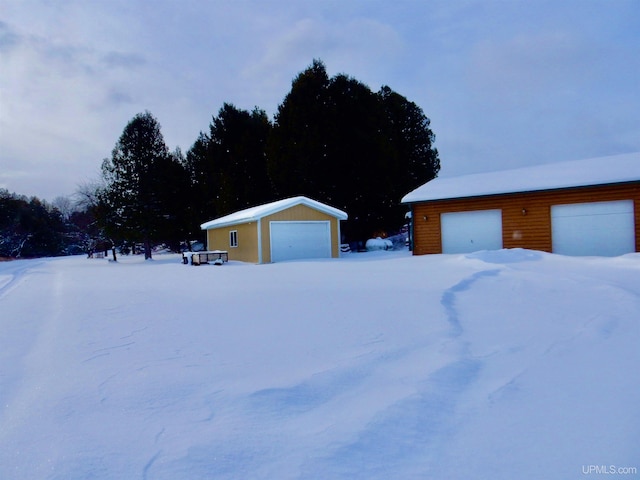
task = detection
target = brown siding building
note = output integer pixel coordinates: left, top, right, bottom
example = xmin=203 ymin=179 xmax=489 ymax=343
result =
xmin=402 ymin=153 xmax=640 ymax=257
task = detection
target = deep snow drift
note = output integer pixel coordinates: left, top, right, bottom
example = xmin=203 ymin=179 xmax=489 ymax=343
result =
xmin=1 ymin=250 xmax=639 ymax=479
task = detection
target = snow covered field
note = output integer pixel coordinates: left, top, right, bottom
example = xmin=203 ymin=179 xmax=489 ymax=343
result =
xmin=1 ymin=249 xmax=639 ymax=479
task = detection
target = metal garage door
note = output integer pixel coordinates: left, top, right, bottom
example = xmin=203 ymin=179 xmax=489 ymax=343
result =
xmin=270 ymin=221 xmax=332 ymax=262
xmin=441 ymin=209 xmax=503 ymax=254
xmin=551 ymin=200 xmax=635 ymax=256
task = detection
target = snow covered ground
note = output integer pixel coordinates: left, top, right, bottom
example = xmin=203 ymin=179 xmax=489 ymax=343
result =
xmin=1 ymin=249 xmax=638 ymax=479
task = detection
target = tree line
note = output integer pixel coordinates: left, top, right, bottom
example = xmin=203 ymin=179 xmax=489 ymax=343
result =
xmin=0 ymin=189 xmax=99 ymax=258
xmin=1 ymin=60 xmax=440 ymax=259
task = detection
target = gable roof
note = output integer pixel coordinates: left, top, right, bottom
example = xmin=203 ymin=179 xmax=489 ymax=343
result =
xmin=401 ymin=152 xmax=640 ymax=203
xmin=200 ymin=196 xmax=348 ymax=230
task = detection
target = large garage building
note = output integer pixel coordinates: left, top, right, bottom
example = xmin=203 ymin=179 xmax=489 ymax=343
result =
xmin=401 ymin=152 xmax=640 ymax=256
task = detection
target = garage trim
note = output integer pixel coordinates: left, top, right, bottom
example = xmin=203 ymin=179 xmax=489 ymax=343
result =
xmin=257 ymin=218 xmax=263 ymax=264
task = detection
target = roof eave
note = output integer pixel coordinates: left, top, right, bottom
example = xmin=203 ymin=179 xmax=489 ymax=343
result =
xmin=200 ymin=196 xmax=348 ymax=230
xmin=200 ymin=217 xmax=257 ymax=230
xmin=401 ymin=179 xmax=640 ymax=204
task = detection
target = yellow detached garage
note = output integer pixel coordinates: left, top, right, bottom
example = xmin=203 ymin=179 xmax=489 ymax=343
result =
xmin=200 ymin=196 xmax=348 ymax=264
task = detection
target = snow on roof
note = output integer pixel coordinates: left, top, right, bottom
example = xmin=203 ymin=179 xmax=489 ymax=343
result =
xmin=401 ymin=152 xmax=640 ymax=203
xmin=200 ymin=196 xmax=348 ymax=230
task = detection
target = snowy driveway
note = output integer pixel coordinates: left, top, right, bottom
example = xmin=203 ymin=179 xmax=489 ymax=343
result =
xmin=1 ymin=250 xmax=639 ymax=479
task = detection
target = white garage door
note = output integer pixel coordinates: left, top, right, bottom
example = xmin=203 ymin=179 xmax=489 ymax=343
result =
xmin=441 ymin=209 xmax=503 ymax=254
xmin=551 ymin=200 xmax=635 ymax=256
xmin=270 ymin=221 xmax=332 ymax=262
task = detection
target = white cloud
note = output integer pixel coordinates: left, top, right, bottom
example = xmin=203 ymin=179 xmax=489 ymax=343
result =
xmin=0 ymin=17 xmax=154 ymax=197
xmin=468 ymin=31 xmax=592 ymax=104
xmin=242 ymin=16 xmax=404 ymax=105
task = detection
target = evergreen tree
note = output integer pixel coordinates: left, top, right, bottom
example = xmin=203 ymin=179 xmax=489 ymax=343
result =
xmin=267 ymin=59 xmax=440 ymax=241
xmin=209 ymin=104 xmax=272 ymax=215
xmin=267 ymin=59 xmax=331 ymax=201
xmin=184 ymin=131 xmax=218 ymax=233
xmin=0 ymin=190 xmax=67 ymax=258
xmin=99 ymin=111 xmax=178 ymax=259
xmin=377 ymin=85 xmax=440 ymax=190
xmin=154 ymin=147 xmax=192 ymax=251
xmin=325 ymin=73 xmax=389 ymax=239
xmin=185 ymin=104 xmax=273 ymax=229
xmin=375 ymin=85 xmax=440 ymax=231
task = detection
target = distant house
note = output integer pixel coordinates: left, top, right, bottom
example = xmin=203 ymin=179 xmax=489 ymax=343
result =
xmin=401 ymin=153 xmax=640 ymax=257
xmin=200 ymin=196 xmax=348 ymax=263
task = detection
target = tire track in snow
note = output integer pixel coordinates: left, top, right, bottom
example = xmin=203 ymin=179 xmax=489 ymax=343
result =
xmin=142 ymin=450 xmax=162 ymax=479
xmin=0 ymin=260 xmax=45 ymax=301
xmin=440 ymin=268 xmax=502 ymax=337
xmin=0 ymin=260 xmax=67 ymax=443
xmin=301 ymin=358 xmax=482 ymax=479
xmin=300 ymin=267 xmax=504 ymax=478
xmin=247 ymin=270 xmax=504 ymax=421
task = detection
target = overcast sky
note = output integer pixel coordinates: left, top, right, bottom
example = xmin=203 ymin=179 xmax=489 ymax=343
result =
xmin=1 ymin=0 xmax=639 ymax=201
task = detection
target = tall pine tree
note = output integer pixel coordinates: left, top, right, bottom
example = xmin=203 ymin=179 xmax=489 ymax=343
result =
xmin=267 ymin=60 xmax=440 ymax=241
xmin=209 ymin=104 xmax=273 ymax=216
xmin=267 ymin=59 xmax=331 ymax=201
xmin=185 ymin=104 xmax=273 ymax=228
xmin=99 ymin=111 xmax=182 ymax=259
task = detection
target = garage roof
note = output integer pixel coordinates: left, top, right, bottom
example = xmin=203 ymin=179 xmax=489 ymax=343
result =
xmin=200 ymin=196 xmax=348 ymax=230
xmin=402 ymin=152 xmax=640 ymax=203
